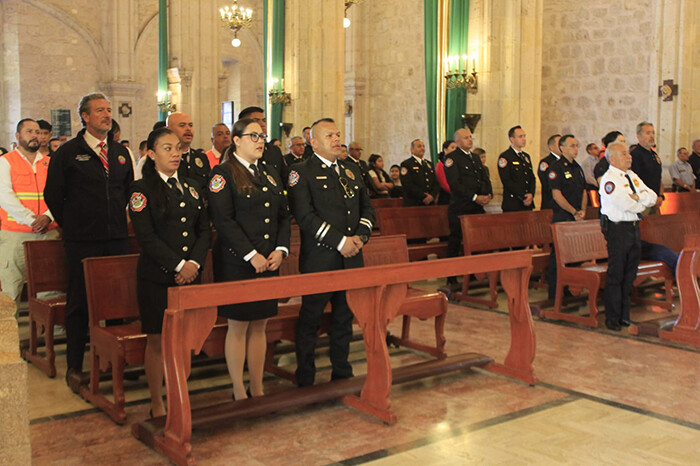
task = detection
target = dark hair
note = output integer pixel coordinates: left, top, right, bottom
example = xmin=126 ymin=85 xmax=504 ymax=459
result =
xmin=601 ymin=131 xmax=623 ymax=147
xmin=473 ymin=147 xmax=486 ymax=157
xmin=302 ymin=126 xmax=311 ymax=132
xmin=153 ymin=120 xmax=166 ymax=130
xmin=442 ymin=140 xmax=455 ymax=150
xmin=508 ymin=125 xmax=522 ymax=139
xmin=547 ymin=134 xmax=561 ymax=146
xmin=109 ymin=119 xmax=121 ymax=141
xmin=139 ymin=140 xmax=147 ymax=151
xmin=16 ymin=118 xmax=35 ymax=133
xmin=368 ymin=153 xmax=383 ymax=168
xmin=341 ymin=144 xmax=347 ymax=149
xmin=221 ymin=118 xmax=259 ymax=193
xmin=390 ymin=164 xmax=400 ymax=171
xmin=586 ymin=143 xmax=598 ymax=153
xmin=121 ymin=140 xmax=129 ymax=144
xmin=37 ymin=119 xmax=52 ymax=131
xmin=141 ymin=128 xmax=178 ymax=220
xmin=558 ymin=134 xmax=576 ymax=148
xmin=49 ymin=137 xmax=60 ymax=145
xmin=310 ymin=118 xmax=335 ymax=139
xmin=238 ymin=106 xmax=264 ymax=120
xmin=270 ymin=138 xmax=279 ymax=145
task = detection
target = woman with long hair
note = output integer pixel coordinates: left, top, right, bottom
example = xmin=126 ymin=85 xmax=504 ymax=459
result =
xmin=367 ymin=153 xmax=393 ymax=198
xmin=208 ymin=118 xmax=291 ymax=400
xmin=129 ymin=127 xmax=211 ymax=417
xmin=436 ymin=139 xmax=456 ymax=205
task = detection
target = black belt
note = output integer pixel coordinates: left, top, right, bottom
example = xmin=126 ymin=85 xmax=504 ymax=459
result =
xmin=609 ymin=220 xmax=639 ymax=226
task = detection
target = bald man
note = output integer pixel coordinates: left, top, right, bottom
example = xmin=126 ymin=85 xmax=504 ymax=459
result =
xmin=167 ymin=112 xmax=211 ymax=192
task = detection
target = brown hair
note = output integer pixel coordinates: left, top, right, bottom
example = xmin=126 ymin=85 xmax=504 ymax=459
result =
xmin=222 ymin=118 xmax=258 ymax=194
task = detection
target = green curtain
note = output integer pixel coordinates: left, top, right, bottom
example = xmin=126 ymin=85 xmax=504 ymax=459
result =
xmin=445 ymin=0 xmax=469 ymax=140
xmin=264 ymin=0 xmax=285 ymax=140
xmin=423 ymin=1 xmax=438 ymax=163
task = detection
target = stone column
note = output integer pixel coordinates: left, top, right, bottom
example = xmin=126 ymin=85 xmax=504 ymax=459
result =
xmin=0 ymin=1 xmax=21 ymax=145
xmin=468 ymin=0 xmax=543 ymax=196
xmin=0 ymin=294 xmax=31 ymax=465
xmin=284 ymin=0 xmax=345 ymax=133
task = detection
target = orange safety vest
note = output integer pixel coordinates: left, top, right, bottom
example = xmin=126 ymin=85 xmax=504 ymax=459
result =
xmin=0 ymin=150 xmax=57 ymax=232
xmin=206 ymin=149 xmax=221 ymax=168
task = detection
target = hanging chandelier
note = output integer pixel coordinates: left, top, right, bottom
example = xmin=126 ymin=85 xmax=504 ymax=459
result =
xmin=220 ymin=1 xmax=254 ymax=47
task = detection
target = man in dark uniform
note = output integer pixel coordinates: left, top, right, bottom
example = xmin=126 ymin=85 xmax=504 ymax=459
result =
xmin=238 ymin=106 xmax=285 ymax=177
xmin=498 ymin=125 xmax=536 ymax=212
xmin=630 ymin=122 xmax=664 ymax=213
xmin=287 ymin=118 xmax=374 ymax=387
xmin=546 ymin=134 xmax=587 ymax=299
xmin=44 ymin=92 xmax=134 ymax=393
xmin=599 ymin=141 xmax=657 ymax=330
xmin=284 ymin=136 xmax=307 ymax=168
xmin=167 ymin=112 xmax=211 ymax=193
xmin=302 ymin=126 xmax=314 ymax=160
xmin=444 ymin=128 xmax=492 ymax=285
xmin=346 ymin=141 xmax=372 ymax=189
xmin=593 ymin=131 xmax=625 ymax=184
xmin=537 ymin=134 xmax=561 ymax=210
xmin=400 ymin=139 xmax=439 ymax=206
xmin=689 ymin=139 xmax=700 ymax=189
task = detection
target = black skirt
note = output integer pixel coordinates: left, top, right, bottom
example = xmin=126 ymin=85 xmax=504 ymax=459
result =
xmin=214 ymin=256 xmax=279 ymax=321
xmin=137 ymin=275 xmax=202 ymax=334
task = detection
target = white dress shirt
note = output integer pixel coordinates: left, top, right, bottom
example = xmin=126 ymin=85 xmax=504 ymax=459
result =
xmin=599 ymin=166 xmax=657 ymax=222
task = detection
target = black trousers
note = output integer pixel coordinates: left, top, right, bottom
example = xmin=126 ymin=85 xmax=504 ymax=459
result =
xmin=603 ymin=222 xmax=641 ymax=323
xmin=295 ymin=290 xmax=354 ymax=386
xmin=64 ymin=239 xmax=129 ymax=372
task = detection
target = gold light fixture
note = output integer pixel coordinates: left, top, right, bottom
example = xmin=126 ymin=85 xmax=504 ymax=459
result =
xmin=444 ymin=54 xmax=478 ymax=93
xmin=220 ymin=1 xmax=253 ymax=47
xmin=344 ymin=0 xmax=364 ymax=28
xmin=268 ymin=79 xmax=291 ymax=106
xmin=157 ymin=90 xmax=175 ymax=114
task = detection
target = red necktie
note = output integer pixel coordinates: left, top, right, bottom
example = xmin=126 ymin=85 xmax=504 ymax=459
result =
xmin=97 ymin=142 xmax=109 ymax=174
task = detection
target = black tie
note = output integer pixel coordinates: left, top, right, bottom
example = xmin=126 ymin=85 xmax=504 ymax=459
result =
xmin=167 ymin=177 xmax=183 ymax=199
xmin=624 ymin=173 xmax=637 ymax=194
xmin=249 ymin=163 xmax=260 ymax=180
xmin=331 ymin=163 xmax=340 ymax=176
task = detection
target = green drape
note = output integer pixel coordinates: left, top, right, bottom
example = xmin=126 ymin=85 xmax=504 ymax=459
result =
xmin=264 ymin=0 xmax=285 ymax=140
xmin=423 ymin=1 xmax=439 ymax=163
xmin=157 ymin=0 xmax=168 ymax=121
xmin=445 ymin=0 xmax=469 ymax=139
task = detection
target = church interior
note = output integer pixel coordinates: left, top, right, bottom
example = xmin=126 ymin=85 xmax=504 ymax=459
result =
xmin=2 ymin=0 xmax=700 ymax=464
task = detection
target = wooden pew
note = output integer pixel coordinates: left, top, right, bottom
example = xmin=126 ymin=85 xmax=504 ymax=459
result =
xmin=658 ymin=191 xmax=700 ymax=215
xmin=80 ymin=251 xmax=214 ymax=424
xmin=22 ymin=236 xmax=140 ymax=377
xmin=370 ymin=197 xmax=403 ymax=209
xmin=453 ymin=210 xmax=553 ymax=308
xmin=377 ymin=206 xmax=450 ymax=260
xmin=640 ymin=212 xmax=700 ymax=253
xmin=133 ymin=250 xmax=535 ymax=465
xmin=660 ymin=234 xmax=700 ymax=345
xmin=542 ymin=220 xmax=674 ymax=327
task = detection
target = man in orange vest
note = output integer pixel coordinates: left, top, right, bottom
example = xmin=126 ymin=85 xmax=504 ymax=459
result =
xmin=205 ymin=122 xmax=231 ymax=168
xmin=0 ymin=118 xmax=59 ymax=303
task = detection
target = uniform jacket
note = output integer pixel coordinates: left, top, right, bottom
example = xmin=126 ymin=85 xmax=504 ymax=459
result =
xmin=208 ymin=161 xmax=290 ymax=268
xmin=630 ymin=145 xmax=662 ymax=195
xmin=178 ymin=148 xmax=211 ymax=194
xmin=129 ymin=176 xmax=210 ymax=284
xmin=44 ymin=128 xmax=133 ymax=241
xmin=262 ymin=142 xmax=285 ymax=177
xmin=287 ymin=155 xmax=374 ymax=273
xmin=443 ymin=147 xmax=492 ymax=215
xmin=399 ymin=156 xmax=439 ymax=206
xmin=498 ymin=147 xmax=536 ymax=212
xmin=547 ymin=157 xmax=586 ymax=223
xmin=537 ymin=152 xmax=560 ymax=210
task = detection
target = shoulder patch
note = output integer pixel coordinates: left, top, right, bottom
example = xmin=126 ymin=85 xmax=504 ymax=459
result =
xmin=129 ymin=192 xmax=147 ymax=212
xmin=288 ymin=170 xmax=300 ymax=187
xmin=189 ymin=186 xmax=199 ymax=199
xmin=118 ymin=155 xmax=126 ymax=165
xmin=539 ymin=161 xmax=548 ymax=172
xmin=401 ymin=167 xmax=408 ymax=176
xmin=604 ymin=181 xmax=615 ymax=194
xmin=444 ymin=158 xmax=454 ymax=168
xmin=209 ymin=174 xmax=226 ymax=193
xmin=498 ymin=157 xmax=508 ymax=168
xmin=548 ymin=170 xmax=557 ymax=180
xmin=195 ymin=157 xmax=204 ymax=168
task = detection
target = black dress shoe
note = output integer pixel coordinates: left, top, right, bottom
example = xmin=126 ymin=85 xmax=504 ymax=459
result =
xmin=605 ymin=320 xmax=621 ymax=331
xmin=65 ymin=368 xmax=84 ymax=394
xmin=619 ymin=319 xmax=634 ymax=327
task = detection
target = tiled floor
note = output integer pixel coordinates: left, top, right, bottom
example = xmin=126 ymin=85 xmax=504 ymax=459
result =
xmin=21 ymin=279 xmax=700 ymax=465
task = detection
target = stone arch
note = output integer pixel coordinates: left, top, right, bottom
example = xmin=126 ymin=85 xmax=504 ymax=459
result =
xmin=135 ymin=12 xmax=158 ymax=55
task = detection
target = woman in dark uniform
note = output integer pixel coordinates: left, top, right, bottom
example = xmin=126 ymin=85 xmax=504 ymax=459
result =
xmin=129 ymin=127 xmax=211 ymax=416
xmin=208 ymin=118 xmax=290 ymax=400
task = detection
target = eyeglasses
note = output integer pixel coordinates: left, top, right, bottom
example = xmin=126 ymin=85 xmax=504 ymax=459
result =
xmin=240 ymin=133 xmax=267 ymax=142
xmin=338 ymin=177 xmax=355 ymax=198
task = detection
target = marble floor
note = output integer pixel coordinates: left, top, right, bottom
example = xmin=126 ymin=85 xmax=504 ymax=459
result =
xmin=20 ymin=278 xmax=700 ymax=465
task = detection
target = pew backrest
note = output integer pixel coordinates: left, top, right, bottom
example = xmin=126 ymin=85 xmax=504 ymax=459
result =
xmin=460 ymin=210 xmax=552 ymax=254
xmin=551 ymin=220 xmax=608 ymax=265
xmin=640 ymin=212 xmax=700 ymax=253
xmin=377 ymin=206 xmax=449 ymax=239
xmin=24 ymin=239 xmax=66 ymax=297
xmin=659 ymin=192 xmax=700 ymax=215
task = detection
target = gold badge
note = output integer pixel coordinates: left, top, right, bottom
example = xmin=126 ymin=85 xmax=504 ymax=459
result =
xmin=195 ymin=157 xmax=204 ymax=168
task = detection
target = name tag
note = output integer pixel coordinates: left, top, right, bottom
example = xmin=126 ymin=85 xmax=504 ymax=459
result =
xmin=512 ymin=161 xmax=520 ymax=165
xmin=412 ymin=167 xmax=420 ymax=170
xmin=679 ymin=169 xmax=686 ymax=173
xmin=316 ymin=176 xmax=327 ymax=180
xmin=75 ymin=154 xmax=91 ymax=161
xmin=564 ymin=171 xmax=572 ymax=178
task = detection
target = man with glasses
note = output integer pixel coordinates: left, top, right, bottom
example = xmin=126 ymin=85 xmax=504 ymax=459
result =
xmin=238 ymin=106 xmax=284 ymax=177
xmin=284 ymin=136 xmax=307 ymax=167
xmin=287 ymin=118 xmax=375 ymax=387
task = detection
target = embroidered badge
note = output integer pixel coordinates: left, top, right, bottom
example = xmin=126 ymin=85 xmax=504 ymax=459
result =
xmin=604 ymin=181 xmax=615 ymax=194
xmin=345 ymin=168 xmax=355 ymax=180
xmin=445 ymin=158 xmax=454 ymax=168
xmin=498 ymin=158 xmax=508 ymax=168
xmin=118 ymin=155 xmax=126 ymax=165
xmin=548 ymin=170 xmax=557 ymax=180
xmin=539 ymin=161 xmax=548 ymax=172
xmin=288 ymin=170 xmax=300 ymax=187
xmin=129 ymin=192 xmax=147 ymax=212
xmin=267 ymin=174 xmax=277 ymax=186
xmin=209 ymin=174 xmax=225 ymax=193
xmin=401 ymin=167 xmax=408 ymax=176
xmin=195 ymin=157 xmax=204 ymax=168
xmin=189 ymin=186 xmax=199 ymax=199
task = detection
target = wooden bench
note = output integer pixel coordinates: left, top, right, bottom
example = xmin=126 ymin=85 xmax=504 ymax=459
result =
xmin=80 ymin=251 xmax=214 ymax=424
xmin=133 ymin=250 xmax=536 ymax=465
xmin=377 ymin=206 xmax=450 ymax=260
xmin=453 ymin=210 xmax=553 ymax=308
xmin=640 ymin=212 xmax=700 ymax=253
xmin=370 ymin=197 xmax=403 ymax=209
xmin=542 ymin=220 xmax=674 ymax=327
xmin=22 ymin=237 xmax=140 ymax=377
xmin=660 ymin=234 xmax=700 ymax=346
xmin=658 ymin=191 xmax=700 ymax=215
